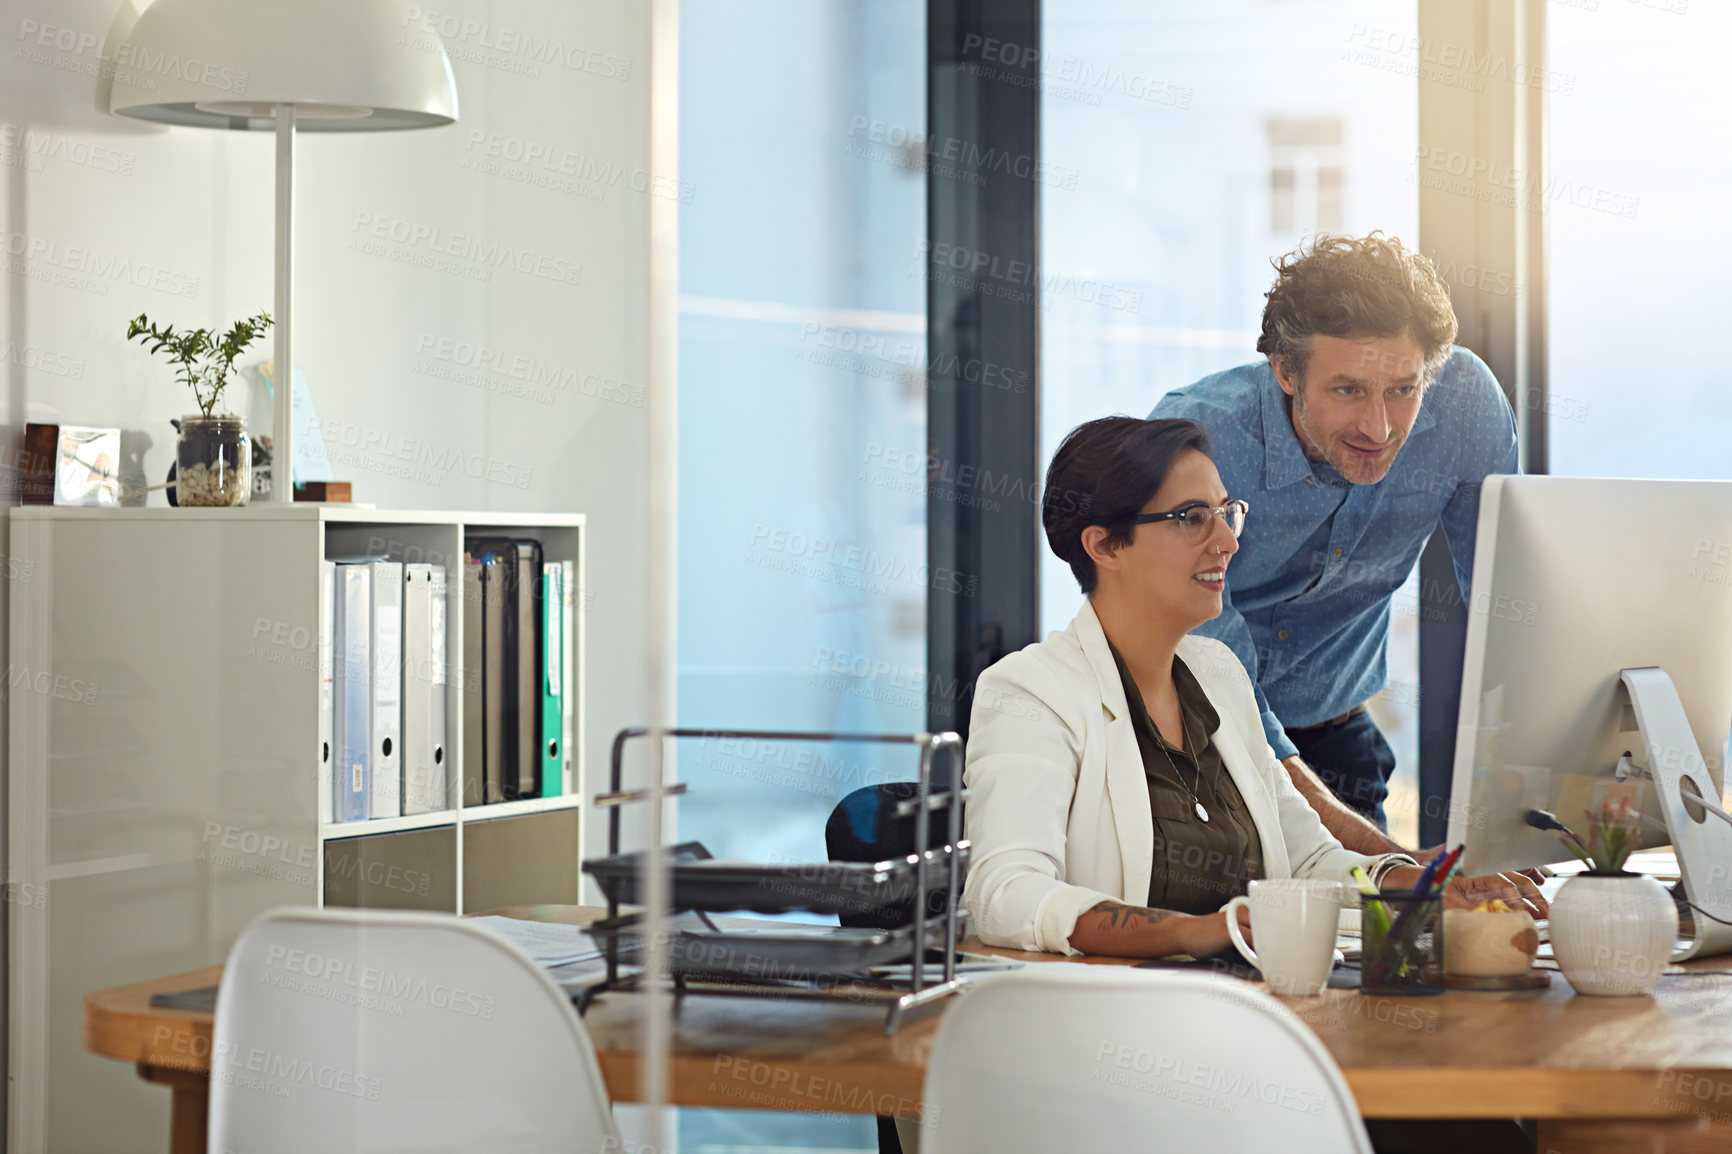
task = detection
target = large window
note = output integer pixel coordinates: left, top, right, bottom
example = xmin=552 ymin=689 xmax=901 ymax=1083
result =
xmin=677 ymin=3 xmax=924 ymax=1148
xmin=1547 ymin=0 xmax=1719 ymax=478
xmin=679 ymin=1 xmax=927 ymax=859
xmin=1039 ymin=0 xmax=1424 ymax=843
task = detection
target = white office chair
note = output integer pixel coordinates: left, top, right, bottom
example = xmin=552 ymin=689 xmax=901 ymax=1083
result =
xmin=209 ymin=907 xmax=621 ymax=1154
xmin=920 ymin=966 xmax=1373 ymax=1154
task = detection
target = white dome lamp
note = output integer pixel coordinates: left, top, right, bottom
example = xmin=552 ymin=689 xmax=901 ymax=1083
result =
xmin=110 ymin=0 xmax=459 ymax=503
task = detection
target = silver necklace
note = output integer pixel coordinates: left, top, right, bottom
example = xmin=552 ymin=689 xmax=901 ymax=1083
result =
xmin=1156 ymin=706 xmax=1209 ymax=823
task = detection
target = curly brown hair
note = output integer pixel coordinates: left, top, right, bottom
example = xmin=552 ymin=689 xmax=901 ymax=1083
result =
xmin=1256 ymin=232 xmax=1458 ymax=386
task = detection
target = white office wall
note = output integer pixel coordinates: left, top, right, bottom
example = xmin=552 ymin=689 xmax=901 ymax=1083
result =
xmin=0 ymin=0 xmax=657 ymax=1146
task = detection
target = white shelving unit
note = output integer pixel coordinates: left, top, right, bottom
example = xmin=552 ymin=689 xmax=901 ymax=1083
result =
xmin=6 ymin=505 xmax=585 ymax=1154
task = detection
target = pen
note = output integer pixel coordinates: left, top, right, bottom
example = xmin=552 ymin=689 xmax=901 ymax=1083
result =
xmin=1432 ymin=847 xmax=1466 ymax=896
xmin=1422 ymin=846 xmax=1463 ymax=896
xmin=1407 ymin=845 xmax=1452 ymax=898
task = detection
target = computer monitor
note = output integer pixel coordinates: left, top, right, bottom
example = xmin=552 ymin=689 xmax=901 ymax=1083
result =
xmin=1445 ymin=475 xmax=1732 ymax=956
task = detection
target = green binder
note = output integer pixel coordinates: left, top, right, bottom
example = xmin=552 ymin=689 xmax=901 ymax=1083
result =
xmin=540 ymin=561 xmax=564 ymax=795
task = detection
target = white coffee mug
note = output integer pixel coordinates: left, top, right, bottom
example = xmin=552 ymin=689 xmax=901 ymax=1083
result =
xmin=1224 ymin=879 xmax=1344 ymax=996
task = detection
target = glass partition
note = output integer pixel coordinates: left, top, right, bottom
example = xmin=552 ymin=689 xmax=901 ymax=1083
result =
xmin=1039 ymin=0 xmax=1423 ymax=843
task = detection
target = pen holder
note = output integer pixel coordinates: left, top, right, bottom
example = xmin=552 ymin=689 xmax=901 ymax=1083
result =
xmin=1360 ymin=890 xmax=1445 ymax=996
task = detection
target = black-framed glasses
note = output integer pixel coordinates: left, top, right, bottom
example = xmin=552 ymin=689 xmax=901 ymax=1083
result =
xmin=1131 ymin=499 xmax=1249 ymax=539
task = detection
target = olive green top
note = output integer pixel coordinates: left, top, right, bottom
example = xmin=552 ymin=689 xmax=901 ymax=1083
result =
xmin=1109 ymin=642 xmax=1266 ymax=915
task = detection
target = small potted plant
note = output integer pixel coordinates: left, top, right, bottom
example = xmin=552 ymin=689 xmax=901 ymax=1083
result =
xmin=1546 ymin=793 xmax=1678 ymax=996
xmin=127 ymin=311 xmax=272 ymax=507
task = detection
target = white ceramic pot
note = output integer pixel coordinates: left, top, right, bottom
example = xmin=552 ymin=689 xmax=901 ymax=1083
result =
xmin=1549 ymin=873 xmax=1678 ymax=996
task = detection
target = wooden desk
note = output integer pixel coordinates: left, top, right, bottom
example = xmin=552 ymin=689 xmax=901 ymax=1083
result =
xmin=85 ymin=905 xmax=1732 ymax=1154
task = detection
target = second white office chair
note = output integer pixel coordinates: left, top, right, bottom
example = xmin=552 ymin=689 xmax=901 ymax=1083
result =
xmin=209 ymin=907 xmax=620 ymax=1154
xmin=921 ymin=966 xmax=1373 ymax=1154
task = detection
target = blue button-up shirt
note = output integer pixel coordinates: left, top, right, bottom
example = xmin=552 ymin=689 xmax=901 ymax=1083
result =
xmin=1151 ymin=347 xmax=1518 ymax=760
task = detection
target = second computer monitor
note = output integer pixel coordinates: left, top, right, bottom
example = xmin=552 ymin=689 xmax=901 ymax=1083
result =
xmin=1446 ymin=475 xmax=1732 ymax=876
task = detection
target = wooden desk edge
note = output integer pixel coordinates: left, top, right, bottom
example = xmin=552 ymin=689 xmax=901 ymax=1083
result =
xmin=78 ymin=910 xmax=1732 ymax=1123
xmin=79 ymin=908 xmax=585 ymax=1068
xmin=84 ymin=964 xmax=221 ymax=1071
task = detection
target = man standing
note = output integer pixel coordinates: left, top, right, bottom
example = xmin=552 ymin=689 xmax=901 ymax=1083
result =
xmin=1152 ymin=233 xmax=1516 ymax=858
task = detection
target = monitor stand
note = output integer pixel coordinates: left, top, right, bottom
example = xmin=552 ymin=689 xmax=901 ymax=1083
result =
xmin=1620 ymin=667 xmax=1732 ymax=961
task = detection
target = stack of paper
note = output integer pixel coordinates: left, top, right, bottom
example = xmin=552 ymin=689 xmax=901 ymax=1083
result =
xmin=468 ymin=916 xmax=607 ymax=968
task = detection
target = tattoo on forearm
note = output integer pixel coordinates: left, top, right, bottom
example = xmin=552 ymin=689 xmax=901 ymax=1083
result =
xmin=1085 ymin=901 xmax=1176 ymax=930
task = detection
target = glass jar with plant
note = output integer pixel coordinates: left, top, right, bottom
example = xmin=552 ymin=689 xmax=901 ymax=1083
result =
xmin=1544 ymin=792 xmax=1679 ymax=996
xmin=126 ymin=311 xmax=272 ymax=507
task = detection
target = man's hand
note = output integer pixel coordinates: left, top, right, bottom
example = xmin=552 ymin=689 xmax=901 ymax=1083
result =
xmin=1445 ymin=871 xmax=1549 ymax=919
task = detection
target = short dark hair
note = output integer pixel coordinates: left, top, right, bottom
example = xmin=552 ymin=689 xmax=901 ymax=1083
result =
xmin=1256 ymin=232 xmax=1458 ymax=385
xmin=1043 ymin=416 xmax=1211 ymax=595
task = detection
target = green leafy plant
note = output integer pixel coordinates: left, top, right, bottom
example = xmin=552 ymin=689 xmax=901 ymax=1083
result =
xmin=1554 ymin=794 xmax=1641 ymax=874
xmin=126 ymin=311 xmax=273 ymax=419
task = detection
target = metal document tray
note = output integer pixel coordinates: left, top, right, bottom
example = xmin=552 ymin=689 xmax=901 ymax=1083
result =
xmin=587 ymin=915 xmax=952 ymax=982
xmin=581 ymin=840 xmax=969 ymax=916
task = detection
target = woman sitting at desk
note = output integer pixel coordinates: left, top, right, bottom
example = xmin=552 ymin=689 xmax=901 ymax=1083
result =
xmin=962 ymin=416 xmax=1545 ymax=958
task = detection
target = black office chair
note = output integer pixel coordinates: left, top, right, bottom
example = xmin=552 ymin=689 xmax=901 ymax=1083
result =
xmin=825 ymin=781 xmax=962 ymax=929
xmin=826 ymin=781 xmax=965 ymax=1154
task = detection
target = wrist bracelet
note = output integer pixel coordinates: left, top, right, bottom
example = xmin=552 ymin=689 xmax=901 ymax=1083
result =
xmin=1368 ymin=857 xmax=1410 ymax=887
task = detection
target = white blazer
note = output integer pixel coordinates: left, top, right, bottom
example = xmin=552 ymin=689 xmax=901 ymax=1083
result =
xmin=962 ymin=600 xmax=1412 ymax=954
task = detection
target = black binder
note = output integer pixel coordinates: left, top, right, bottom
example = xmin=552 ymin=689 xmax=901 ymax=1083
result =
xmin=464 ymin=536 xmax=544 ymax=802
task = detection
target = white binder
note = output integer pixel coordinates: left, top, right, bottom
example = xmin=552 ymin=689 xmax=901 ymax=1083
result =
xmin=402 ymin=563 xmax=448 ymax=814
xmin=332 ymin=563 xmax=372 ymax=824
xmin=319 ymin=560 xmax=334 ymax=826
xmin=367 ymin=560 xmax=404 ymax=819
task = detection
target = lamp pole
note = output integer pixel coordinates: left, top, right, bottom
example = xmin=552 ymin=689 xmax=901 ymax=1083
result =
xmin=272 ymin=104 xmax=296 ymax=504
